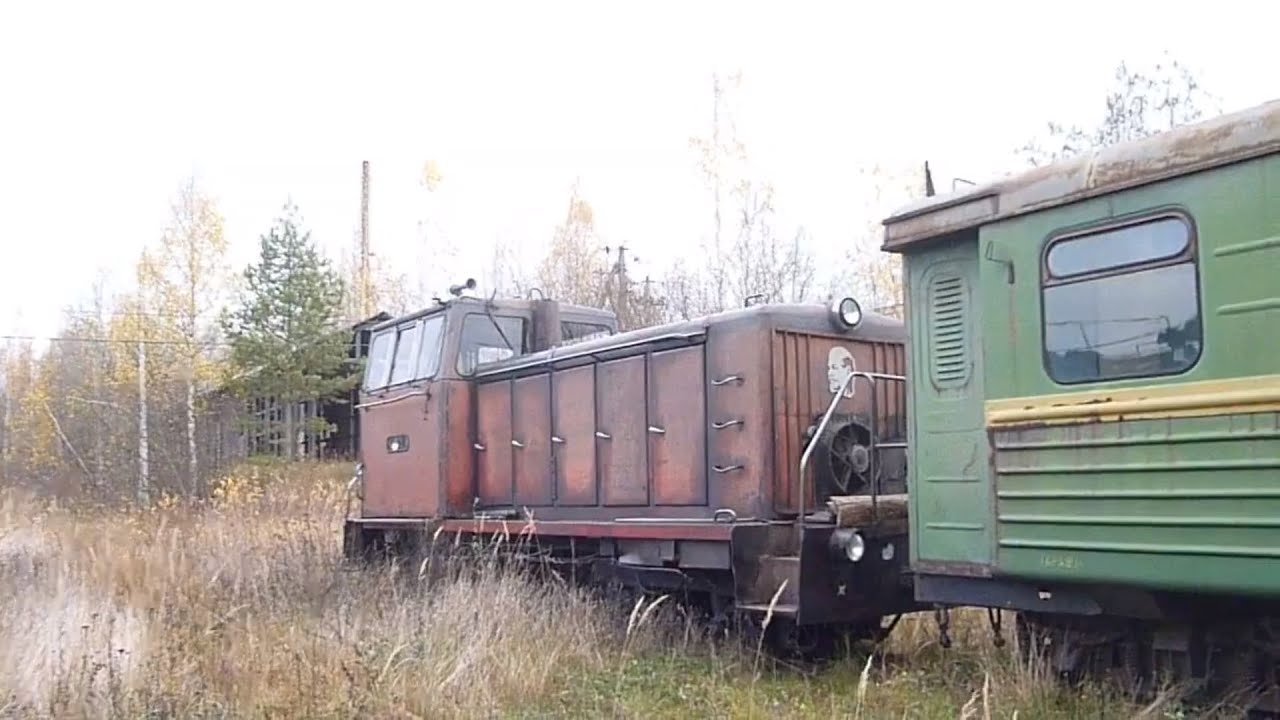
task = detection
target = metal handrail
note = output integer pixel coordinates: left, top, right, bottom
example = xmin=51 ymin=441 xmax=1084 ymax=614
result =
xmin=798 ymin=371 xmax=856 ymax=534
xmin=797 ymin=370 xmax=907 ymax=534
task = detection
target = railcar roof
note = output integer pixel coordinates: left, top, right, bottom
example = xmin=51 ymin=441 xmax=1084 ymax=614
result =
xmin=881 ymin=98 xmax=1280 ymax=252
xmin=473 ymin=302 xmax=905 ymax=377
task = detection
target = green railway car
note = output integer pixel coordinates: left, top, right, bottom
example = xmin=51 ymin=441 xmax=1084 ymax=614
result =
xmin=883 ymin=99 xmax=1280 ymax=708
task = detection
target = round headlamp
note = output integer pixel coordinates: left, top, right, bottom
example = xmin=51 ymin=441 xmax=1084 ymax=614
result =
xmin=829 ymin=528 xmax=866 ymax=563
xmin=830 ymin=296 xmax=863 ymax=330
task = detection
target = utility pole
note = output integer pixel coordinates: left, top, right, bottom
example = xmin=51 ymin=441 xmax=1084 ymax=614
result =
xmin=360 ymin=160 xmax=373 ymax=318
xmin=137 ymin=338 xmax=150 ymax=505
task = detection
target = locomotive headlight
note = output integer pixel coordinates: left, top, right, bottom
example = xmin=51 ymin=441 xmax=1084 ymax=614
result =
xmin=830 ymin=296 xmax=863 ymax=330
xmin=830 ymin=528 xmax=866 ymax=563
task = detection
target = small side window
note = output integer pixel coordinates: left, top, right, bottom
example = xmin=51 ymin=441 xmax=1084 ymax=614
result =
xmin=388 ymin=321 xmax=423 ymax=386
xmin=1042 ymin=213 xmax=1202 ymax=384
xmin=363 ymin=330 xmax=395 ymax=390
xmin=415 ymin=314 xmax=446 ymax=380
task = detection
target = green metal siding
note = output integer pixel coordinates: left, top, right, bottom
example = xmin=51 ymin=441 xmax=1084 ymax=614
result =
xmin=906 ymin=238 xmax=994 ymax=571
xmin=970 ymin=153 xmax=1280 ymax=594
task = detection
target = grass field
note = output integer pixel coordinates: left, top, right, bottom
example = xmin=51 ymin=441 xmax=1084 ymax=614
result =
xmin=0 ymin=461 xmax=1195 ymax=718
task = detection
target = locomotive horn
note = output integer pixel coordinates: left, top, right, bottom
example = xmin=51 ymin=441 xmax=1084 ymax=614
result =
xmin=448 ymin=278 xmax=477 ymax=297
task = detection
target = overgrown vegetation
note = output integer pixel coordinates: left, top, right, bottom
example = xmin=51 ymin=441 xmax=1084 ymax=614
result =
xmin=0 ymin=460 xmax=1210 ymax=719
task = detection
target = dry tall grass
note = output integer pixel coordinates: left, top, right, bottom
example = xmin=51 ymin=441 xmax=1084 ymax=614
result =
xmin=1 ymin=461 xmax=1165 ymax=719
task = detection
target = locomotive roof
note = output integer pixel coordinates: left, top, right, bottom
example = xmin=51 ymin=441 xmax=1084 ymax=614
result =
xmin=473 ymin=301 xmax=905 ymax=378
xmin=881 ymin=98 xmax=1280 ymax=252
xmin=369 ymin=295 xmax=616 ymax=332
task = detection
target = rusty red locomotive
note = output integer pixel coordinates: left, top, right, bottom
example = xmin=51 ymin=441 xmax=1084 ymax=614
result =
xmin=344 ymin=286 xmax=919 ymax=651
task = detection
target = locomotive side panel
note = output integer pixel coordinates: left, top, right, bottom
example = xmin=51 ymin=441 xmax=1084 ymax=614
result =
xmin=475 ymin=379 xmax=513 ymax=506
xmin=648 ymin=346 xmax=708 ymax=506
xmin=512 ymin=373 xmax=554 ymax=507
xmin=442 ymin=380 xmax=475 ymax=515
xmin=598 ymin=355 xmax=650 ymax=507
xmin=552 ymin=365 xmax=598 ymax=506
xmin=705 ymin=322 xmax=774 ymax=518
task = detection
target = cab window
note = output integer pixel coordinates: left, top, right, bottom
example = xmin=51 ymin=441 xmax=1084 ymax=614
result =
xmin=363 ymin=330 xmax=395 ymax=390
xmin=388 ymin=322 xmax=422 ymax=386
xmin=457 ymin=314 xmax=527 ymax=375
xmin=362 ymin=314 xmax=446 ymax=391
xmin=561 ymin=320 xmax=613 ymax=345
xmin=1042 ymin=214 xmax=1202 ymax=384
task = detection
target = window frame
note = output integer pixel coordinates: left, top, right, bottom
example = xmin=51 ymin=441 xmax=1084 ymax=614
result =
xmin=455 ymin=312 xmax=529 ymax=376
xmin=1038 ymin=208 xmax=1204 ymax=386
xmin=362 ymin=311 xmax=448 ymax=392
xmin=414 ymin=313 xmax=446 ymax=381
xmin=387 ymin=319 xmax=425 ymax=387
xmin=362 ymin=328 xmax=396 ymax=391
xmin=560 ymin=320 xmax=614 ymax=345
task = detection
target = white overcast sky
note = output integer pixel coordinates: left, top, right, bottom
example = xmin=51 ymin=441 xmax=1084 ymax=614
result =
xmin=1 ymin=0 xmax=1275 ymax=341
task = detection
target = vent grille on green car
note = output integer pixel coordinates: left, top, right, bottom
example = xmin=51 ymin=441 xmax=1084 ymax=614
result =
xmin=928 ymin=273 xmax=970 ymax=387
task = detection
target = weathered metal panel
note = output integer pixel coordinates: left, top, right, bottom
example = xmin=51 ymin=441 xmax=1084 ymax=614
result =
xmin=648 ymin=345 xmax=707 ymax=506
xmin=772 ymin=331 xmax=908 ymax=515
xmin=902 ymin=239 xmax=993 ymax=568
xmin=512 ymin=373 xmax=553 ymax=507
xmin=475 ymin=380 xmax=512 ymax=506
xmin=360 ymin=384 xmax=442 ymax=517
xmin=552 ymin=365 xmax=597 ymax=506
xmin=597 ymin=355 xmax=649 ymax=506
xmin=706 ymin=322 xmax=773 ymax=517
xmin=993 ymin=411 xmax=1280 ymax=596
xmin=441 ymin=380 xmax=474 ymax=515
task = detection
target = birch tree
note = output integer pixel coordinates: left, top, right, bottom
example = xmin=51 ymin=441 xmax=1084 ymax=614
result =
xmin=136 ymin=178 xmax=229 ymax=496
xmin=688 ymin=70 xmax=817 ymax=312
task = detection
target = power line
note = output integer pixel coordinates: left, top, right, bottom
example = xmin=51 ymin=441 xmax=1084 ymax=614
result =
xmin=0 ymin=334 xmax=232 ymax=348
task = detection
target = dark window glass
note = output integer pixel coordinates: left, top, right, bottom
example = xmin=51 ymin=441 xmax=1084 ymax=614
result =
xmin=1042 ymin=217 xmax=1201 ymax=384
xmin=561 ymin=321 xmax=613 ymax=344
xmin=1046 ymin=216 xmax=1189 ymax=278
xmin=457 ymin=314 xmax=527 ymax=375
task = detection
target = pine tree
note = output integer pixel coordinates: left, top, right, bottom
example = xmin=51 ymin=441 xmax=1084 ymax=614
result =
xmin=222 ymin=202 xmax=353 ymax=460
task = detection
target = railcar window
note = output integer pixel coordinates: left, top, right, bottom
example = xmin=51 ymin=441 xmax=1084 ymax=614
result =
xmin=1042 ymin=215 xmax=1202 ymax=384
xmin=1046 ymin=216 xmax=1189 ymax=278
xmin=388 ymin=322 xmax=422 ymax=386
xmin=415 ymin=314 xmax=446 ymax=380
xmin=457 ymin=314 xmax=527 ymax=375
xmin=561 ymin=321 xmax=613 ymax=344
xmin=363 ymin=330 xmax=395 ymax=390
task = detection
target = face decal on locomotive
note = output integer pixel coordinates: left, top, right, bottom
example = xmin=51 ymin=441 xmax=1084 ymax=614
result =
xmin=826 ymin=346 xmax=857 ymax=399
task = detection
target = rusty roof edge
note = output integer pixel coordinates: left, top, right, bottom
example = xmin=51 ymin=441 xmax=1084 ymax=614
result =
xmin=880 ymin=98 xmax=1280 ymax=250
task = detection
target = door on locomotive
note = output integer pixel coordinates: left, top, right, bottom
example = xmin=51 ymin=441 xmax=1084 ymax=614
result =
xmin=884 ymin=98 xmax=1280 ymax=708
